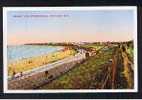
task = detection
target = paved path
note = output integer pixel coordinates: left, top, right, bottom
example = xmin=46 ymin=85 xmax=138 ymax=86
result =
xmin=8 ymin=52 xmax=86 ymax=82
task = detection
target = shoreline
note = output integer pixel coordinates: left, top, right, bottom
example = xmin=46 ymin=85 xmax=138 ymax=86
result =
xmin=7 ymin=45 xmax=64 ymax=63
xmin=8 ymin=47 xmax=76 ymax=77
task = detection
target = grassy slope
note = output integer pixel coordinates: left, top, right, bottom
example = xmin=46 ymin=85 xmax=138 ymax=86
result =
xmin=40 ymin=47 xmax=114 ymax=89
xmin=82 ymin=44 xmax=103 ymax=50
xmin=126 ymin=46 xmax=133 ymax=62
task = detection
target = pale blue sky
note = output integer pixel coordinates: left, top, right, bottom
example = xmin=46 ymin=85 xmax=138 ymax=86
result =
xmin=7 ymin=10 xmax=135 ymax=45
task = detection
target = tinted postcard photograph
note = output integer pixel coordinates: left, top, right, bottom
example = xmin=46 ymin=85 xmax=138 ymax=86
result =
xmin=3 ymin=7 xmax=137 ymax=93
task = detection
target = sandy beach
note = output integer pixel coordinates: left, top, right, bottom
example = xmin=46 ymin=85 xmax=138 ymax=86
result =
xmin=8 ymin=49 xmax=76 ymax=77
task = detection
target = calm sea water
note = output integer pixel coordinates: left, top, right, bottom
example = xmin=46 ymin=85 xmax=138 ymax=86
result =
xmin=7 ymin=45 xmax=63 ymax=63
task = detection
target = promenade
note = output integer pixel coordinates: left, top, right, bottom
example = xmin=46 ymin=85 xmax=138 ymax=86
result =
xmin=8 ymin=51 xmax=86 ymax=89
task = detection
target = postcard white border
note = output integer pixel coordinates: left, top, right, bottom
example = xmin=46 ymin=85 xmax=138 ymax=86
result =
xmin=3 ymin=6 xmax=138 ymax=93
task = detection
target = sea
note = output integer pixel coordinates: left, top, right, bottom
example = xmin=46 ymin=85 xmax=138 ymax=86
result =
xmin=7 ymin=45 xmax=63 ymax=63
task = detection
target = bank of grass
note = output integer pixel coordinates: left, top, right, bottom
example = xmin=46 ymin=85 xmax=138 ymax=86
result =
xmin=126 ymin=46 xmax=133 ymax=61
xmin=8 ymin=49 xmax=76 ymax=77
xmin=82 ymin=44 xmax=103 ymax=50
xmin=40 ymin=48 xmax=114 ymax=89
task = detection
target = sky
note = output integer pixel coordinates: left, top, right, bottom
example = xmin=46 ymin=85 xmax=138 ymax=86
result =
xmin=7 ymin=10 xmax=136 ymax=45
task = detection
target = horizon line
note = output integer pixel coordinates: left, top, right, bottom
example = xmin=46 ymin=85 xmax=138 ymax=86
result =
xmin=7 ymin=40 xmax=133 ymax=45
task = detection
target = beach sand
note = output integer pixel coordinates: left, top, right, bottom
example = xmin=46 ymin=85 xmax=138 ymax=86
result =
xmin=8 ymin=49 xmax=76 ymax=77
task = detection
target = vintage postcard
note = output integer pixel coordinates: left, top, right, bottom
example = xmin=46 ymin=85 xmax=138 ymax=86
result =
xmin=3 ymin=7 xmax=137 ymax=93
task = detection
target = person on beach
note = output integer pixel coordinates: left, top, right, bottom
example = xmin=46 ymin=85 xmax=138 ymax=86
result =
xmin=12 ymin=71 xmax=16 ymax=78
xmin=45 ymin=70 xmax=49 ymax=76
xmin=20 ymin=72 xmax=23 ymax=77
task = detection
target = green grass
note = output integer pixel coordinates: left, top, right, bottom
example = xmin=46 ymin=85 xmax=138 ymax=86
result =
xmin=126 ymin=46 xmax=133 ymax=61
xmin=82 ymin=44 xmax=103 ymax=50
xmin=39 ymin=47 xmax=114 ymax=89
